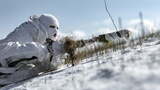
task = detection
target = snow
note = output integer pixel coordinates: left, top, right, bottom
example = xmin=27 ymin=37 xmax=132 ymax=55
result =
xmin=2 ymin=39 xmax=160 ymax=90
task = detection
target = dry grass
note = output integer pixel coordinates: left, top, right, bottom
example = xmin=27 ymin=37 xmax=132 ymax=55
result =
xmin=63 ymin=37 xmax=127 ymax=66
xmin=63 ymin=30 xmax=160 ymax=66
xmin=60 ymin=25 xmax=160 ymax=67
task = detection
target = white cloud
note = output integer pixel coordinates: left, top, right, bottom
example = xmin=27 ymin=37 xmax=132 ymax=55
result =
xmin=91 ymin=19 xmax=112 ymax=27
xmin=127 ymin=19 xmax=157 ymax=33
xmin=103 ymin=19 xmax=113 ymax=25
xmin=94 ymin=19 xmax=159 ymax=39
xmin=72 ymin=30 xmax=87 ymax=39
xmin=57 ymin=30 xmax=87 ymax=40
xmin=91 ymin=19 xmax=117 ymax=35
xmin=125 ymin=19 xmax=158 ymax=38
xmin=62 ymin=18 xmax=159 ymax=40
xmin=97 ymin=27 xmax=115 ymax=34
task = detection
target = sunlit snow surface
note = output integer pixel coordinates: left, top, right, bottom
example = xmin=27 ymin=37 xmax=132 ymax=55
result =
xmin=2 ymin=39 xmax=160 ymax=90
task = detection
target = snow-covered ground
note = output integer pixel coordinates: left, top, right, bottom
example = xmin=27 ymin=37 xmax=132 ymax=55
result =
xmin=2 ymin=39 xmax=160 ymax=90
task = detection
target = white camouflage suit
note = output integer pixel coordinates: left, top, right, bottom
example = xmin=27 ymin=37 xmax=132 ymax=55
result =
xmin=0 ymin=14 xmax=64 ymax=85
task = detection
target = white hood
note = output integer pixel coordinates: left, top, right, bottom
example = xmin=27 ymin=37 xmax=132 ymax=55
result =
xmin=1 ymin=14 xmax=59 ymax=44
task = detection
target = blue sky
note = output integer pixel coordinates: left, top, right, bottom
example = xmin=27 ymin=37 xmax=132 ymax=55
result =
xmin=0 ymin=0 xmax=160 ymax=39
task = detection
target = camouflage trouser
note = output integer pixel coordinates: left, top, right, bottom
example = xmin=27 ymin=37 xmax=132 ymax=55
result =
xmin=0 ymin=59 xmax=55 ymax=86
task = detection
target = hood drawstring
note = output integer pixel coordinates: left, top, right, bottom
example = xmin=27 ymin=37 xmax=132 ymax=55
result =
xmin=46 ymin=38 xmax=54 ymax=62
